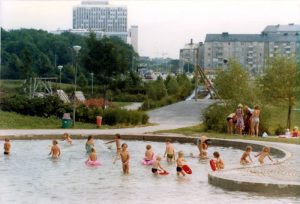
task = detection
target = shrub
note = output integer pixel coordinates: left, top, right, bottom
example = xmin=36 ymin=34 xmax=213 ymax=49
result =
xmin=202 ymin=103 xmax=229 ymax=132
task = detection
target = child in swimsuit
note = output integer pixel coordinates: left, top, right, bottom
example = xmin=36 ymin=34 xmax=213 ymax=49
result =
xmin=120 ymin=143 xmax=130 ymax=174
xmin=49 ymin=140 xmax=61 ymax=159
xmin=213 ymin=151 xmax=224 ymax=170
xmin=240 ymin=146 xmax=253 ymax=165
xmin=164 ymin=139 xmax=175 ymax=163
xmin=198 ymin=136 xmax=209 ymax=159
xmin=255 ymin=147 xmax=273 ymax=165
xmin=4 ymin=138 xmax=11 ymax=155
xmin=85 ymin=136 xmax=95 ymax=155
xmin=105 ymin=134 xmax=121 ymax=164
xmin=87 ymin=148 xmax=98 ymax=162
xmin=63 ymin=133 xmax=72 ymax=145
xmin=176 ymin=151 xmax=186 ymax=176
xmin=152 ymin=156 xmax=167 ymax=175
xmin=144 ymin=144 xmax=154 ymax=161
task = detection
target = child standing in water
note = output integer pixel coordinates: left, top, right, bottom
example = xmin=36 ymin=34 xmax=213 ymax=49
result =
xmin=4 ymin=138 xmax=11 ymax=155
xmin=255 ymin=147 xmax=273 ymax=164
xmin=144 ymin=144 xmax=155 ymax=161
xmin=105 ymin=134 xmax=121 ymax=163
xmin=120 ymin=143 xmax=130 ymax=174
xmin=164 ymin=139 xmax=175 ymax=163
xmin=85 ymin=136 xmax=95 ymax=155
xmin=240 ymin=146 xmax=253 ymax=165
xmin=87 ymin=148 xmax=98 ymax=161
xmin=63 ymin=133 xmax=72 ymax=145
xmin=198 ymin=136 xmax=209 ymax=159
xmin=176 ymin=151 xmax=186 ymax=176
xmin=152 ymin=156 xmax=167 ymax=175
xmin=213 ymin=151 xmax=224 ymax=170
xmin=49 ymin=140 xmax=61 ymax=159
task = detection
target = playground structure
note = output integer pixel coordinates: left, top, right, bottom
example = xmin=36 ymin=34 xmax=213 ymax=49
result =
xmin=25 ymin=77 xmax=85 ymax=103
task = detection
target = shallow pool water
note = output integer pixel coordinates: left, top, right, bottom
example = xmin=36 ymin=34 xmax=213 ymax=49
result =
xmin=0 ymin=140 xmax=298 ymax=204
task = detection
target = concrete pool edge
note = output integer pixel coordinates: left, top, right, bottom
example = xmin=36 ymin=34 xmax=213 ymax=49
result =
xmin=1 ymin=133 xmax=299 ymax=196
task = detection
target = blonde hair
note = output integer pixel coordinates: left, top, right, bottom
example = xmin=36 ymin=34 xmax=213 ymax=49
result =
xmin=178 ymin=151 xmax=184 ymax=158
xmin=246 ymin=146 xmax=252 ymax=152
xmin=156 ymin=156 xmax=162 ymax=161
xmin=263 ymin=147 xmax=270 ymax=153
xmin=146 ymin=145 xmax=152 ymax=150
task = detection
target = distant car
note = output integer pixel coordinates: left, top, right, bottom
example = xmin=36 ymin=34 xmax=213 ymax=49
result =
xmin=144 ymin=72 xmax=154 ymax=79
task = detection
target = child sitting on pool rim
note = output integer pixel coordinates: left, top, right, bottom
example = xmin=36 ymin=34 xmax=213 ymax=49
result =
xmin=213 ymin=151 xmax=224 ymax=170
xmin=49 ymin=140 xmax=61 ymax=159
xmin=164 ymin=139 xmax=175 ymax=163
xmin=120 ymin=143 xmax=130 ymax=174
xmin=144 ymin=144 xmax=155 ymax=161
xmin=4 ymin=138 xmax=11 ymax=155
xmin=255 ymin=147 xmax=273 ymax=165
xmin=240 ymin=146 xmax=253 ymax=165
xmin=152 ymin=156 xmax=167 ymax=175
xmin=105 ymin=134 xmax=121 ymax=164
xmin=176 ymin=151 xmax=186 ymax=176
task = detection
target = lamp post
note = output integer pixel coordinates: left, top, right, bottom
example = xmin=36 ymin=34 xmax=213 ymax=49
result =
xmin=91 ymin=72 xmax=94 ymax=96
xmin=72 ymin=45 xmax=81 ymax=127
xmin=57 ymin=65 xmax=63 ymax=86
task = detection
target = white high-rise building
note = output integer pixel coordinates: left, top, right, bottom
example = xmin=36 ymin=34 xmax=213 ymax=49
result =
xmin=72 ymin=0 xmax=128 ymax=41
xmin=129 ymin=25 xmax=138 ymax=53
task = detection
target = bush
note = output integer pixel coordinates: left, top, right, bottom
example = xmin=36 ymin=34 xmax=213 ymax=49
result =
xmin=1 ymin=95 xmax=71 ymax=118
xmin=112 ymin=93 xmax=145 ymax=102
xmin=202 ymin=103 xmax=229 ymax=132
xmin=275 ymin=125 xmax=286 ymax=136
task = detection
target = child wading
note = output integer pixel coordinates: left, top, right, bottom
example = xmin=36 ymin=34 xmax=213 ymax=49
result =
xmin=176 ymin=151 xmax=186 ymax=176
xmin=4 ymin=138 xmax=11 ymax=155
xmin=105 ymin=134 xmax=121 ymax=164
xmin=255 ymin=147 xmax=273 ymax=164
xmin=152 ymin=156 xmax=167 ymax=175
xmin=164 ymin=139 xmax=175 ymax=163
xmin=49 ymin=140 xmax=61 ymax=159
xmin=240 ymin=146 xmax=253 ymax=165
xmin=212 ymin=151 xmax=224 ymax=170
xmin=120 ymin=143 xmax=130 ymax=174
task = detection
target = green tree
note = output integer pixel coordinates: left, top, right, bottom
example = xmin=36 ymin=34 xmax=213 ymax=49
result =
xmin=166 ymin=76 xmax=179 ymax=95
xmin=77 ymin=73 xmax=88 ymax=88
xmin=214 ymin=60 xmax=252 ymax=106
xmin=260 ymin=57 xmax=299 ymax=129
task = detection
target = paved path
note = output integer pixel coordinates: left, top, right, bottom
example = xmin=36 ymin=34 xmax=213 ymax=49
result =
xmin=0 ymin=99 xmax=213 ymax=136
xmin=122 ymin=102 xmax=142 ymax=110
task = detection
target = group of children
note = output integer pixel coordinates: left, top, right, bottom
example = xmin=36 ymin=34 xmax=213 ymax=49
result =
xmin=2 ymin=134 xmax=275 ymax=175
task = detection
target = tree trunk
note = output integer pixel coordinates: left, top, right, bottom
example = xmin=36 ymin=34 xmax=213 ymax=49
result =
xmin=287 ymin=99 xmax=292 ymax=129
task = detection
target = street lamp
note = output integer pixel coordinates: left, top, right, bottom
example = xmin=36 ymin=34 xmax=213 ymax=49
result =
xmin=72 ymin=45 xmax=81 ymax=127
xmin=91 ymin=72 xmax=94 ymax=96
xmin=57 ymin=65 xmax=63 ymax=86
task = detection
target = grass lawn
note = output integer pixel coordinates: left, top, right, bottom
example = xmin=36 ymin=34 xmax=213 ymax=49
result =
xmin=0 ymin=111 xmax=151 ymax=129
xmin=111 ymin=102 xmax=133 ymax=108
xmin=268 ymin=102 xmax=300 ymax=133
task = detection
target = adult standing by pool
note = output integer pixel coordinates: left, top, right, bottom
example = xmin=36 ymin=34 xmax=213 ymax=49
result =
xmin=235 ymin=104 xmax=244 ymax=135
xmin=251 ymin=105 xmax=261 ymax=137
xmin=85 ymin=136 xmax=95 ymax=155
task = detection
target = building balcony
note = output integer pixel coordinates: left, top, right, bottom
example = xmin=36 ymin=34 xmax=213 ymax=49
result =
xmin=248 ymin=50 xmax=253 ymax=54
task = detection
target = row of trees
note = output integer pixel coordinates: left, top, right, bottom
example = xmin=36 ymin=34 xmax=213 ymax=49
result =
xmin=203 ymin=57 xmax=300 ymax=133
xmin=1 ymin=28 xmax=137 ymax=85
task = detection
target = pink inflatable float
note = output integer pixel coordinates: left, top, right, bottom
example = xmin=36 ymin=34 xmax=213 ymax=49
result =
xmin=85 ymin=160 xmax=102 ymax=167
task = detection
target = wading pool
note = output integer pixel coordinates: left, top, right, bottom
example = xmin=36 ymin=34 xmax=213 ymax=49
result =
xmin=0 ymin=140 xmax=297 ymax=204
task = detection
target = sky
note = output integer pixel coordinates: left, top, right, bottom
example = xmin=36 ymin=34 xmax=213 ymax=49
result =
xmin=1 ymin=0 xmax=300 ymax=58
